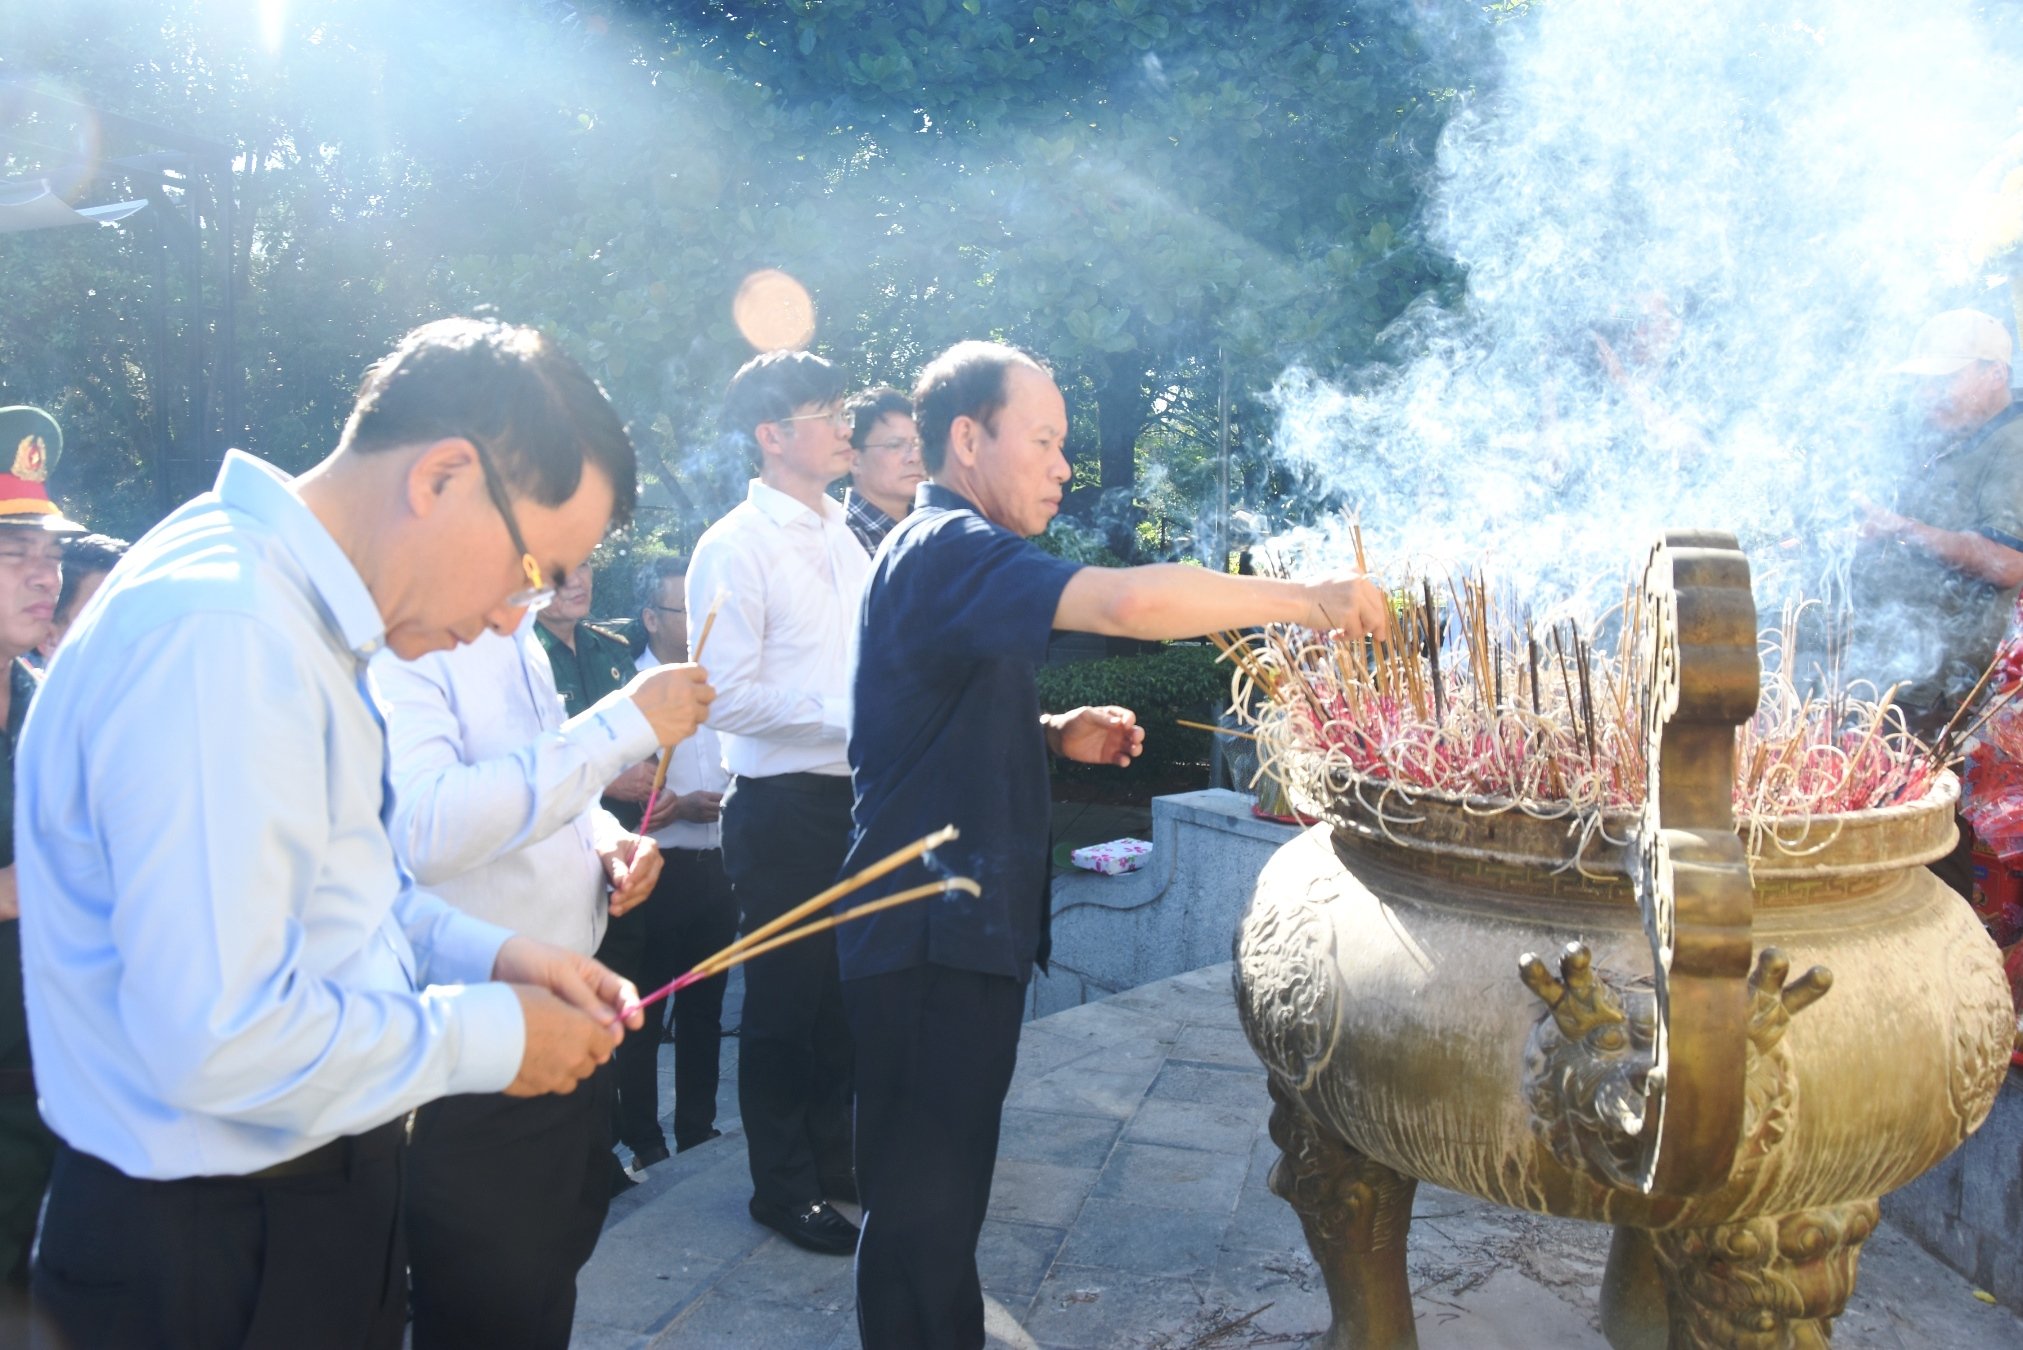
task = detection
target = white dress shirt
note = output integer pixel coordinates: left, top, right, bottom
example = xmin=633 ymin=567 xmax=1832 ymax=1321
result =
xmin=637 ymin=647 xmax=729 ymax=851
xmin=374 ymin=623 xmax=660 ymax=955
xmin=17 ymin=452 xmax=524 ymax=1180
xmin=685 ymin=479 xmax=870 ymax=778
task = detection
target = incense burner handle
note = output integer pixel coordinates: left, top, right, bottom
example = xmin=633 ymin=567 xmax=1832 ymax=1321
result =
xmin=1627 ymin=530 xmax=1760 ymax=1195
xmin=1518 ymin=531 xmax=1761 ymax=1198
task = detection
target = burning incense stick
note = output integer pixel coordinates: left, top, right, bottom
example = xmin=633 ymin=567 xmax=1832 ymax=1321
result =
xmin=1177 ymin=719 xmax=1258 ymax=741
xmin=628 ymin=878 xmax=980 ymax=1013
xmin=694 ymin=879 xmax=981 ymax=980
xmin=1230 ymin=559 xmax=1940 ymax=856
xmin=637 ymin=589 xmax=729 ymax=833
xmin=620 ymin=826 xmax=964 ymax=1016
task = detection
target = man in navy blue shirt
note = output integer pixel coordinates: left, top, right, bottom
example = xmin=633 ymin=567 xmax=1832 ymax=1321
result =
xmin=843 ymin=340 xmax=1388 ymax=1349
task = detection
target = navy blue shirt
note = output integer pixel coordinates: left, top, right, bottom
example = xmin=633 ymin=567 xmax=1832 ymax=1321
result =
xmin=840 ymin=484 xmax=1082 ymax=983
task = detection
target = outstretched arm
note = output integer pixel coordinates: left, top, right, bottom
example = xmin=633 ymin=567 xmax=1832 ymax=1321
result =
xmin=1860 ymin=505 xmax=2023 ymax=587
xmin=1053 ymin=564 xmax=1388 ymax=641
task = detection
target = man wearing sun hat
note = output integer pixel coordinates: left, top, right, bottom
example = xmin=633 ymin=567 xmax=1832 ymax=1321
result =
xmin=0 ymin=405 xmax=84 ymax=1313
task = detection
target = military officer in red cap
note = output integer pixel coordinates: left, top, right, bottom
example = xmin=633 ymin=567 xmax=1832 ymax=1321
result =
xmin=0 ymin=406 xmax=84 ymax=1315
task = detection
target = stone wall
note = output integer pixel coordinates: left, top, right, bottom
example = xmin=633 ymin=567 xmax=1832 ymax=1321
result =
xmin=1881 ymin=1069 xmax=2023 ymax=1311
xmin=1027 ymin=789 xmax=1297 ymax=1020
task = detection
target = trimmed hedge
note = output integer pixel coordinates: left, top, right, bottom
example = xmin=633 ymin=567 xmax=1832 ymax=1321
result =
xmin=1036 ymin=642 xmax=1230 ymax=779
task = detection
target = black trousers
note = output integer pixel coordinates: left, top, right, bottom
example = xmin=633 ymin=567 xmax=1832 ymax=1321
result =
xmin=0 ymin=1087 xmax=55 ymax=1293
xmin=721 ymin=772 xmax=856 ymax=1207
xmin=405 ymin=1066 xmax=614 ymax=1350
xmin=31 ymin=1123 xmax=407 ymax=1350
xmin=843 ymin=964 xmax=1025 ymax=1350
xmin=601 ymin=846 xmax=738 ymax=1153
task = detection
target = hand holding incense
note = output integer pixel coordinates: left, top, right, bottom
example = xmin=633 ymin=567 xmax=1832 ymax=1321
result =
xmin=620 ymin=825 xmax=962 ymax=1017
xmin=637 ymin=589 xmax=729 ymax=834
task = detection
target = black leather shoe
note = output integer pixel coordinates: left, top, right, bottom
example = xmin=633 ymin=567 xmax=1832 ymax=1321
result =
xmin=748 ymin=1196 xmax=859 ymax=1255
xmin=631 ymin=1140 xmax=671 ymax=1170
xmin=674 ymin=1127 xmax=723 ymax=1154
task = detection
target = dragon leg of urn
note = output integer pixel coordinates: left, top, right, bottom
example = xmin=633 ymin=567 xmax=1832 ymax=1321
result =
xmin=1648 ymin=1200 xmax=1878 ymax=1350
xmin=1266 ymin=1076 xmax=1420 ymax=1350
xmin=1644 ymin=951 xmax=1849 ymax=1350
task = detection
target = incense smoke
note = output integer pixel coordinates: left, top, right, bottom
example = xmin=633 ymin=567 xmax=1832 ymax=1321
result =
xmin=1272 ymin=0 xmax=2023 ymax=689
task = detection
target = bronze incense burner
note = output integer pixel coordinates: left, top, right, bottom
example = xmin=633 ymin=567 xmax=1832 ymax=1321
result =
xmin=1233 ymin=532 xmax=2013 ymax=1348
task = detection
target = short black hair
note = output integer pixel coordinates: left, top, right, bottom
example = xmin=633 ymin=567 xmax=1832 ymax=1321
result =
xmin=338 ymin=317 xmax=638 ymax=528
xmin=634 ymin=553 xmax=692 ymax=616
xmin=721 ymin=350 xmax=849 ymax=441
xmin=56 ymin=532 xmax=128 ymax=621
xmin=910 ymin=341 xmax=1048 ymax=473
xmin=845 ymin=387 xmax=914 ymax=450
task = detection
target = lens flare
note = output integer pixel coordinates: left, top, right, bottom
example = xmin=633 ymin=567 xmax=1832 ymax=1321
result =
xmin=732 ymin=269 xmax=817 ymax=352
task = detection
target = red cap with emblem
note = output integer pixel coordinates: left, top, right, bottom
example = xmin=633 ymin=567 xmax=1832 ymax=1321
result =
xmin=0 ymin=406 xmax=86 ymax=533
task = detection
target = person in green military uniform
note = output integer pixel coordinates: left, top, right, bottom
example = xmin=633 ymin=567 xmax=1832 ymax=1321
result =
xmin=533 ymin=562 xmax=639 ymax=718
xmin=0 ymin=406 xmax=87 ymax=1312
xmin=533 ymin=561 xmax=675 ymax=1179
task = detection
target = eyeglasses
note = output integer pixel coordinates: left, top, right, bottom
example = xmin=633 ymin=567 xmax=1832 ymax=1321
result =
xmin=776 ymin=408 xmax=852 ymax=434
xmin=465 ymin=435 xmax=555 ymax=613
xmin=861 ymin=436 xmax=923 ymax=457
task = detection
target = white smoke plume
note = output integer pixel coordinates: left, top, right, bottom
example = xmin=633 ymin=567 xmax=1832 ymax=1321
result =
xmin=1272 ymin=0 xmax=2023 ymax=673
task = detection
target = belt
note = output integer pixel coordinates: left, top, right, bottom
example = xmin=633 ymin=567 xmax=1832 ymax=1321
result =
xmin=733 ymin=771 xmax=852 ymax=794
xmin=235 ymin=1116 xmax=406 ymax=1181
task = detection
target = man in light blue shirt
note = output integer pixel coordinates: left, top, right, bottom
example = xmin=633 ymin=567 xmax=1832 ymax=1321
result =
xmin=375 ymin=619 xmax=709 ymax=1349
xmin=17 ymin=318 xmax=660 ymax=1349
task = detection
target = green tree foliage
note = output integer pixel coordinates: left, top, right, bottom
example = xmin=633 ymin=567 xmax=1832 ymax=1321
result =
xmin=3 ymin=0 xmax=1489 ymax=550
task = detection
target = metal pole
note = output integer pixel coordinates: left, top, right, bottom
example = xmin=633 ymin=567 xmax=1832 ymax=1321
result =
xmin=216 ymin=148 xmax=238 ymax=459
xmin=1218 ymin=344 xmax=1231 ymax=573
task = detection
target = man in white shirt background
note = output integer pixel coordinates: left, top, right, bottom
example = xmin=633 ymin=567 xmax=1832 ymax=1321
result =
xmin=685 ymin=350 xmax=870 ymax=1255
xmin=622 ymin=554 xmax=736 ymax=1160
xmin=376 ymin=615 xmax=711 ymax=1348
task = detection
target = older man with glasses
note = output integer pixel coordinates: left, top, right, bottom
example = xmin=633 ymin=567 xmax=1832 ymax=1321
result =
xmin=685 ymin=349 xmax=870 ymax=1255
xmin=18 ymin=319 xmax=661 ymax=1348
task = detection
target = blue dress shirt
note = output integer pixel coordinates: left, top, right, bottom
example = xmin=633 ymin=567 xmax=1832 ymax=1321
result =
xmin=840 ymin=483 xmax=1082 ymax=983
xmin=16 ymin=451 xmax=525 ymax=1180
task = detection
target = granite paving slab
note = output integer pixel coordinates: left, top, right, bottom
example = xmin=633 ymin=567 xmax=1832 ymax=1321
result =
xmin=575 ymin=962 xmax=2023 ymax=1348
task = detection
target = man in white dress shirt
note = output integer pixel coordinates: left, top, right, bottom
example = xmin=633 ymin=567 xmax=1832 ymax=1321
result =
xmin=375 ymin=618 xmax=711 ymax=1348
xmin=621 ymin=555 xmax=736 ymax=1161
xmin=18 ymin=318 xmax=652 ymax=1348
xmin=685 ymin=350 xmax=870 ymax=1254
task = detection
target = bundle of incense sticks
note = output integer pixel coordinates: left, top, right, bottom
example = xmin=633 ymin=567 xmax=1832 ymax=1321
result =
xmin=1228 ymin=543 xmax=1954 ymax=854
xmin=623 ymin=825 xmax=967 ymax=1016
xmin=638 ymin=589 xmax=726 ymax=834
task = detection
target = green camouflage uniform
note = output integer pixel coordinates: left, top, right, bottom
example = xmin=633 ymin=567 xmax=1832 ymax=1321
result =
xmin=0 ymin=658 xmax=53 ymax=1286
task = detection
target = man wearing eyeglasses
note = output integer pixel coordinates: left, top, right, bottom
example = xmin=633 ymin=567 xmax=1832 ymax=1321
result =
xmin=842 ymin=387 xmax=925 ymax=555
xmin=17 ymin=319 xmax=661 ymax=1348
xmin=685 ymin=349 xmax=870 ymax=1255
xmin=624 ymin=554 xmax=736 ymax=1161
